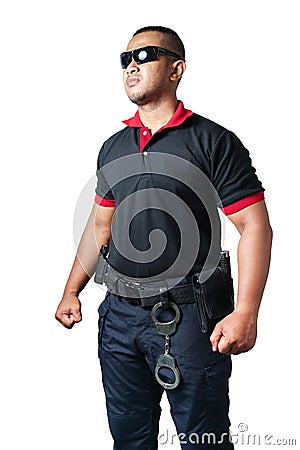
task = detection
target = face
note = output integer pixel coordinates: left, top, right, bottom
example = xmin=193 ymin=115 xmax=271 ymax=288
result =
xmin=122 ymin=31 xmax=182 ymax=106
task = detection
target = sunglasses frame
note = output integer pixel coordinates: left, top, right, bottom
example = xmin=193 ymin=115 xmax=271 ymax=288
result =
xmin=120 ymin=45 xmax=185 ymax=69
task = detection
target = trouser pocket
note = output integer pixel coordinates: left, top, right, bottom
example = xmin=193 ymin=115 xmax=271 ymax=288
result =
xmin=204 ymin=356 xmax=232 ymax=434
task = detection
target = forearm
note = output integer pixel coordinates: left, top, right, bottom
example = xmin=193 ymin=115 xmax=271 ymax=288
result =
xmin=62 ymin=255 xmax=93 ymax=298
xmin=63 ymin=204 xmax=112 ymax=297
xmin=235 ymin=222 xmax=272 ymax=317
xmin=210 ymin=202 xmax=273 ymax=354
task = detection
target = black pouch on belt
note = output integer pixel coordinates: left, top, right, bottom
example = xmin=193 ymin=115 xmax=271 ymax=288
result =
xmin=192 ymin=251 xmax=234 ymax=333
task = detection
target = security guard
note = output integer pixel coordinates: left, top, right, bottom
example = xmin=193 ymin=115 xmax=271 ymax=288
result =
xmin=55 ymin=26 xmax=272 ymax=449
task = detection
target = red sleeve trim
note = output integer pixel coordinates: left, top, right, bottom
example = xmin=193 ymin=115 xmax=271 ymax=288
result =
xmin=222 ymin=191 xmax=265 ymax=215
xmin=95 ymin=194 xmax=115 ymax=207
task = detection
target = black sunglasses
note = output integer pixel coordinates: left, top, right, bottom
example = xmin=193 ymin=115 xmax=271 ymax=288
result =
xmin=120 ymin=46 xmax=185 ymax=69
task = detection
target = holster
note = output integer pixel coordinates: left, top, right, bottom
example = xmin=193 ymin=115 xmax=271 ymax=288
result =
xmin=192 ymin=252 xmax=234 ymax=333
xmin=94 ymin=251 xmax=108 ymax=285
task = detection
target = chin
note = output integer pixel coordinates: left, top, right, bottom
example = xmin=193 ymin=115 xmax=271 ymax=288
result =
xmin=128 ymin=94 xmax=148 ymax=106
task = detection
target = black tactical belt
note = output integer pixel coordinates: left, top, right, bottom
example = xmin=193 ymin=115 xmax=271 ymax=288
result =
xmin=94 ymin=245 xmax=197 ymax=307
xmin=119 ymin=282 xmax=195 ymax=307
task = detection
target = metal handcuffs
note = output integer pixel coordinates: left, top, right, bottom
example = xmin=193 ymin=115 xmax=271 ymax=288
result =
xmin=151 ymin=301 xmax=181 ymax=390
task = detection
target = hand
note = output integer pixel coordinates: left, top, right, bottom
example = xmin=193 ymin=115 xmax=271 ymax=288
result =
xmin=210 ymin=310 xmax=257 ymax=355
xmin=55 ymin=295 xmax=82 ymax=329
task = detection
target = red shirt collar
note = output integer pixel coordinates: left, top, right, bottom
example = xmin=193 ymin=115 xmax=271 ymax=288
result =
xmin=122 ymin=100 xmax=193 ymax=129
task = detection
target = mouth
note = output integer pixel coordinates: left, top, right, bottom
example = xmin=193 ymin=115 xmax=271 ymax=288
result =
xmin=126 ymin=76 xmax=140 ymax=87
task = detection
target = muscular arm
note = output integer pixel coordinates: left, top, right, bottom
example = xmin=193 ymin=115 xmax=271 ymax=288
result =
xmin=55 ymin=204 xmax=115 ymax=328
xmin=210 ymin=200 xmax=273 ymax=354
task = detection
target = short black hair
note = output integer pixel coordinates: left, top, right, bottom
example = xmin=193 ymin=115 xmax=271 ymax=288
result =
xmin=133 ymin=26 xmax=185 ymax=59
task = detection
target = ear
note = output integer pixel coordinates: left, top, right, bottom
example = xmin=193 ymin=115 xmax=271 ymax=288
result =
xmin=170 ymin=60 xmax=186 ymax=83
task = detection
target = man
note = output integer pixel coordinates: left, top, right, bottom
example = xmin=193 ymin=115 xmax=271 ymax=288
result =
xmin=55 ymin=26 xmax=272 ymax=449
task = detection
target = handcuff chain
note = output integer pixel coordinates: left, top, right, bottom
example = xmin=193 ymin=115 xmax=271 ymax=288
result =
xmin=164 ymin=335 xmax=170 ymax=355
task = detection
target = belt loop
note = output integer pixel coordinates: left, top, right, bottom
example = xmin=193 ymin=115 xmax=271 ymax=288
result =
xmin=159 ymin=287 xmax=170 ymax=309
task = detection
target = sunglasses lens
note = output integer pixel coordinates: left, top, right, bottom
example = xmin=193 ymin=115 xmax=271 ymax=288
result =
xmin=136 ymin=49 xmax=148 ymax=62
xmin=135 ymin=47 xmax=157 ymax=65
xmin=120 ymin=52 xmax=132 ymax=69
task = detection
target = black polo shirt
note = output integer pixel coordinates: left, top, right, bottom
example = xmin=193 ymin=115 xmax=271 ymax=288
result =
xmin=95 ymin=101 xmax=264 ymax=279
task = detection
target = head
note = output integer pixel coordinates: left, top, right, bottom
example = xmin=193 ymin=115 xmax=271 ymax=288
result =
xmin=122 ymin=26 xmax=186 ymax=106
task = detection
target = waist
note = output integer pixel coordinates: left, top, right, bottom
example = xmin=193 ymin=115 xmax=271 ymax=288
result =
xmin=109 ymin=276 xmax=196 ymax=307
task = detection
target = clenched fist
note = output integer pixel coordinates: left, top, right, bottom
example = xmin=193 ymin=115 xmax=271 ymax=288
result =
xmin=210 ymin=309 xmax=258 ymax=355
xmin=55 ymin=295 xmax=82 ymax=329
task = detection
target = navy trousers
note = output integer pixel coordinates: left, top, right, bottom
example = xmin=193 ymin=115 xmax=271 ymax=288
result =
xmin=98 ymin=287 xmax=234 ymax=450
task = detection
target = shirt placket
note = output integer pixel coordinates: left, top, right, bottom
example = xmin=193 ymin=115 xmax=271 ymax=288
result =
xmin=139 ymin=127 xmax=151 ymax=154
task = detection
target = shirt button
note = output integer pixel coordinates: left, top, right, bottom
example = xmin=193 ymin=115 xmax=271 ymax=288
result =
xmin=142 ymin=130 xmax=147 ymax=136
xmin=143 ymin=151 xmax=148 ymax=156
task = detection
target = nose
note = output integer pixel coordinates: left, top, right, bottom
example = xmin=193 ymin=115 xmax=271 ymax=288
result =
xmin=126 ymin=59 xmax=139 ymax=75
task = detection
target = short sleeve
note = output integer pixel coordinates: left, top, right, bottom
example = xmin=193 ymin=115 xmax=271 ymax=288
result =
xmin=210 ymin=130 xmax=264 ymax=209
xmin=95 ymin=144 xmax=115 ymax=207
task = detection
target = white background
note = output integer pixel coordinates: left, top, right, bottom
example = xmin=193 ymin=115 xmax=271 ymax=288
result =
xmin=0 ymin=1 xmax=299 ymax=449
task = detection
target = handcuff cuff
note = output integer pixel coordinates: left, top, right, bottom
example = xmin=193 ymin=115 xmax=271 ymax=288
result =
xmin=151 ymin=299 xmax=181 ymax=390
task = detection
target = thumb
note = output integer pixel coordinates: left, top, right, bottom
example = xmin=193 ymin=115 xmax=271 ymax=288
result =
xmin=210 ymin=325 xmax=223 ymax=352
xmin=70 ymin=305 xmax=82 ymax=323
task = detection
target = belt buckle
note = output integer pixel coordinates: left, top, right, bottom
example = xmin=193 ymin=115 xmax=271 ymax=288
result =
xmin=121 ymin=279 xmax=143 ymax=299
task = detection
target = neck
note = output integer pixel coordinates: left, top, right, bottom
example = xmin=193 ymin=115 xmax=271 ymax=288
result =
xmin=138 ymin=97 xmax=179 ymax=134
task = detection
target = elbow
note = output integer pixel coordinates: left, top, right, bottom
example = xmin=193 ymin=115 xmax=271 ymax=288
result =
xmin=94 ymin=221 xmax=112 ymax=240
xmin=267 ymin=222 xmax=273 ymax=247
xmin=256 ymin=220 xmax=273 ymax=241
xmin=269 ymin=223 xmax=273 ymax=240
xmin=240 ymin=219 xmax=273 ymax=247
xmin=255 ymin=221 xmax=273 ymax=250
